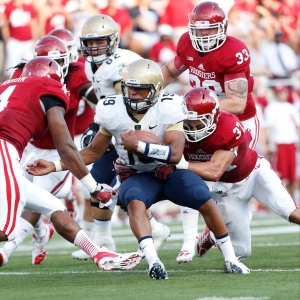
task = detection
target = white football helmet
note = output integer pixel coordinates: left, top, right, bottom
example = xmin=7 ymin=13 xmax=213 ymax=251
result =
xmin=80 ymin=14 xmax=120 ymax=64
xmin=121 ymin=59 xmax=164 ymax=112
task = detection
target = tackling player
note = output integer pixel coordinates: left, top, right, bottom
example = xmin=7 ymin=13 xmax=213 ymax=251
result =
xmin=156 ymin=87 xmax=300 ymax=261
xmin=27 ymin=59 xmax=250 ymax=279
xmin=0 ymin=57 xmax=142 ymax=270
xmin=161 ymin=1 xmax=260 ymax=262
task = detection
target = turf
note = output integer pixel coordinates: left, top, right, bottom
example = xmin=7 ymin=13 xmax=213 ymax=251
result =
xmin=0 ymin=213 xmax=299 ymax=300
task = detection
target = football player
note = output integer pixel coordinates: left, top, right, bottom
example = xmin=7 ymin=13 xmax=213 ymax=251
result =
xmin=0 ymin=57 xmax=142 ymax=270
xmin=27 ymin=59 xmax=250 ymax=278
xmin=73 ymin=14 xmax=171 ymax=260
xmin=161 ymin=1 xmax=260 ymax=263
xmin=0 ymin=34 xmax=98 ymax=266
xmin=156 ymin=87 xmax=300 ymax=261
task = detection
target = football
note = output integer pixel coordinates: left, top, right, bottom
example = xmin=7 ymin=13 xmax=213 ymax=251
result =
xmin=134 ymin=130 xmax=162 ymax=144
xmin=132 ymin=130 xmax=162 ymax=157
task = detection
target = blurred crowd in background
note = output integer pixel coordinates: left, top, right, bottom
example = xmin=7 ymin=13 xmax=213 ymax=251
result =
xmin=0 ymin=0 xmax=299 ymax=222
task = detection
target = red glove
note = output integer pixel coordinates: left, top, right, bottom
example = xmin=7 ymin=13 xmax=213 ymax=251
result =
xmin=155 ymin=164 xmax=175 ymax=180
xmin=114 ymin=158 xmax=137 ymax=180
xmin=91 ymin=183 xmax=116 ymax=204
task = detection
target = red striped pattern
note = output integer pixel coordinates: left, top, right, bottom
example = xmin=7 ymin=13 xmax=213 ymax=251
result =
xmin=0 ymin=140 xmax=20 ymax=237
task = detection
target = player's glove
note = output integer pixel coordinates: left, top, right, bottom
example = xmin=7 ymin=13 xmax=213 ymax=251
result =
xmin=80 ymin=122 xmax=100 ymax=149
xmin=155 ymin=164 xmax=176 ymax=180
xmin=91 ymin=183 xmax=116 ymax=206
xmin=113 ymin=157 xmax=137 ymax=180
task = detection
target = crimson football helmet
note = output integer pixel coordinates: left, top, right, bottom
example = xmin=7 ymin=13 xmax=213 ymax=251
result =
xmin=21 ymin=57 xmax=64 ymax=84
xmin=48 ymin=28 xmax=79 ymax=62
xmin=183 ymin=87 xmax=220 ymax=142
xmin=33 ymin=36 xmax=69 ymax=77
xmin=188 ymin=2 xmax=228 ymax=53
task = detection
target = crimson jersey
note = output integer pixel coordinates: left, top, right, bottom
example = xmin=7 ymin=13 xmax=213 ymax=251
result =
xmin=175 ymin=33 xmax=256 ymax=121
xmin=1 ymin=3 xmax=36 ymax=41
xmin=184 ymin=111 xmax=257 ymax=182
xmin=31 ymin=62 xmax=89 ymax=149
xmin=0 ymin=77 xmax=69 ymax=157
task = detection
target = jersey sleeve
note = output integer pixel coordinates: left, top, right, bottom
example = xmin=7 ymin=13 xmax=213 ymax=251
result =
xmin=156 ymin=94 xmax=186 ymax=125
xmin=66 ymin=62 xmax=90 ymax=98
xmin=222 ymin=38 xmax=251 ymax=82
xmin=174 ymin=33 xmax=189 ymax=72
xmin=211 ymin=113 xmax=245 ymax=149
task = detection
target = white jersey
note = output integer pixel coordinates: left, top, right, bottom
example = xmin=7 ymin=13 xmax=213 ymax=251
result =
xmin=94 ymin=93 xmax=186 ymax=172
xmin=85 ymin=48 xmax=142 ymax=100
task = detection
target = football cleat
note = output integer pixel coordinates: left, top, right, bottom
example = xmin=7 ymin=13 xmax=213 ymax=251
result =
xmin=71 ymin=249 xmax=91 ymax=260
xmin=148 ymin=259 xmax=168 ymax=280
xmin=32 ymin=222 xmax=55 ymax=265
xmin=93 ymin=251 xmax=142 ymax=271
xmin=225 ymin=259 xmax=250 ymax=274
xmin=152 ymin=223 xmax=171 ymax=251
xmin=196 ymin=226 xmax=215 ymax=257
xmin=0 ymin=248 xmax=10 ymax=267
xmin=176 ymin=248 xmax=195 ymax=264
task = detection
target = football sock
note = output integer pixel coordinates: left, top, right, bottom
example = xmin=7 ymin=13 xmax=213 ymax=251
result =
xmin=4 ymin=218 xmax=33 ymax=253
xmin=82 ymin=220 xmax=95 ymax=239
xmin=148 ymin=212 xmax=160 ymax=231
xmin=33 ymin=216 xmax=47 ymax=238
xmin=74 ymin=230 xmax=100 ymax=257
xmin=139 ymin=236 xmax=158 ymax=265
xmin=93 ymin=218 xmax=112 ymax=246
xmin=215 ymin=233 xmax=237 ymax=261
xmin=180 ymin=206 xmax=199 ymax=245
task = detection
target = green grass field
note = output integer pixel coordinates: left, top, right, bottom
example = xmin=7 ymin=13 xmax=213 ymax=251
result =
xmin=1 ymin=213 xmax=299 ymax=300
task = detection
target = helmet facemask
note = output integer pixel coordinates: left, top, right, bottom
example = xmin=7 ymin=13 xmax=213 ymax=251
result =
xmin=184 ymin=110 xmax=218 ymax=142
xmin=80 ymin=34 xmax=119 ymax=64
xmin=121 ymin=80 xmax=159 ymax=113
xmin=188 ymin=20 xmax=227 ymax=53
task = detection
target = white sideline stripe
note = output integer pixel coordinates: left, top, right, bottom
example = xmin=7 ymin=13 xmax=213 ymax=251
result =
xmin=196 ymin=297 xmax=270 ymax=300
xmin=0 ymin=268 xmax=299 ymax=276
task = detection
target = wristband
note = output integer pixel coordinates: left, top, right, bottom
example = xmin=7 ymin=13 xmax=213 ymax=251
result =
xmin=53 ymin=160 xmax=63 ymax=172
xmin=80 ymin=173 xmax=98 ymax=193
xmin=176 ymin=155 xmax=189 ymax=169
xmin=137 ymin=142 xmax=171 ymax=163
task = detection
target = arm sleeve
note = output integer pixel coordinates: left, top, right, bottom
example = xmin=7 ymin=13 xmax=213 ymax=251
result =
xmin=40 ymin=95 xmax=66 ymax=112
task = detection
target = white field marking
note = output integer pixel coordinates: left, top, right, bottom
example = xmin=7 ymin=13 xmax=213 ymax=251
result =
xmin=8 ymin=225 xmax=299 ymax=254
xmin=195 ymin=297 xmax=270 ymax=300
xmin=0 ymin=269 xmax=299 ymax=276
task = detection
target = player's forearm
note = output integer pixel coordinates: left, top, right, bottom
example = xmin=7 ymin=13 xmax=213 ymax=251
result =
xmin=219 ymin=98 xmax=246 ymax=115
xmin=187 ymin=161 xmax=224 ymax=182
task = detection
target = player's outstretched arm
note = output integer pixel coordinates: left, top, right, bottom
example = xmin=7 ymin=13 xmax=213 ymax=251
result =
xmin=27 ymin=159 xmax=56 ymax=176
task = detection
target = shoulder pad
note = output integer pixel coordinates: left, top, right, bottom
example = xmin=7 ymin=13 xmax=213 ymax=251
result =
xmin=94 ymin=94 xmax=124 ymax=129
xmin=154 ymin=93 xmax=186 ymax=125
